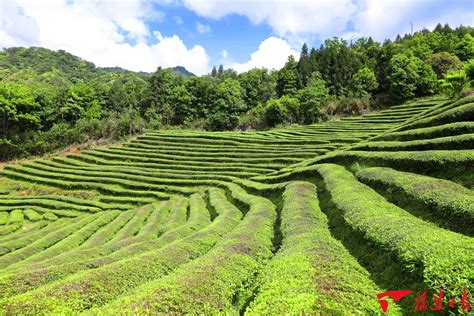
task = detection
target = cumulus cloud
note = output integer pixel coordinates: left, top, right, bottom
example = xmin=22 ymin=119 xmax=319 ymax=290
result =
xmin=182 ymin=0 xmax=356 ymax=39
xmin=227 ymin=37 xmax=299 ymax=73
xmin=196 ymin=22 xmax=211 ymax=34
xmin=0 ymin=0 xmax=40 ymax=47
xmin=353 ymin=0 xmax=474 ymax=41
xmin=1 ymin=0 xmax=211 ymax=75
xmin=180 ymin=0 xmax=474 ymax=43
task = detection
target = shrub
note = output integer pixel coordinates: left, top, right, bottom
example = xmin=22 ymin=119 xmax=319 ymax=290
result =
xmin=439 ymin=70 xmax=468 ymax=98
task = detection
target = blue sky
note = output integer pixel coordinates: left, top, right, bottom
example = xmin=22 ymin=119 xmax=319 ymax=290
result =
xmin=1 ymin=0 xmax=473 ymax=75
xmin=148 ymin=9 xmax=274 ymax=65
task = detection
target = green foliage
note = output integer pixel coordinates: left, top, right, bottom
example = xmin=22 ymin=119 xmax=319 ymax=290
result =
xmin=297 ymin=82 xmax=327 ymax=124
xmin=439 ymin=70 xmax=468 ymax=98
xmin=455 ymin=34 xmax=474 ymax=61
xmin=276 ymin=56 xmax=298 ymax=97
xmin=23 ymin=209 xmax=43 ymax=222
xmin=0 ymin=82 xmax=40 ymax=136
xmin=208 ymin=78 xmax=245 ymax=131
xmin=106 ymin=74 xmax=147 ymax=113
xmin=350 ymin=67 xmax=379 ymax=97
xmin=7 ymin=210 xmax=24 ymax=224
xmin=169 ymin=84 xmax=195 ymax=125
xmin=386 ymin=53 xmax=437 ymax=102
xmin=0 ymin=47 xmax=98 ymax=83
xmin=357 ymin=167 xmax=474 ymax=235
xmin=43 ymin=213 xmax=58 ymax=221
xmin=248 ymin=182 xmax=384 ymax=314
xmin=428 ymin=52 xmax=462 ymax=78
xmin=314 ymin=164 xmax=473 ymax=295
xmin=464 ymin=59 xmax=474 ymax=85
xmin=296 ymin=43 xmax=314 ymax=87
xmin=0 ymin=92 xmax=472 ymax=314
xmin=0 ymin=212 xmax=8 ymax=225
xmin=318 ymin=38 xmax=363 ymax=96
xmin=264 ymin=98 xmax=290 ymax=127
xmin=143 ymin=68 xmax=178 ymax=125
xmin=238 ymin=68 xmax=275 ymax=108
xmin=375 ymin=122 xmax=474 ymax=141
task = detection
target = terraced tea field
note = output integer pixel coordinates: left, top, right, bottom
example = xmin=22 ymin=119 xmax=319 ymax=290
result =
xmin=0 ymin=96 xmax=473 ymax=314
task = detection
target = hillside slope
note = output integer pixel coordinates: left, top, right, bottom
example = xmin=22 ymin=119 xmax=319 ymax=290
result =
xmin=0 ymin=95 xmax=472 ymax=314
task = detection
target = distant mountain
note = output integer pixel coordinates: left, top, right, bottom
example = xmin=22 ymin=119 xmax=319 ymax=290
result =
xmin=101 ymin=66 xmax=130 ymax=73
xmin=100 ymin=66 xmax=151 ymax=78
xmin=101 ymin=66 xmax=195 ymax=77
xmin=170 ymin=66 xmax=195 ymax=78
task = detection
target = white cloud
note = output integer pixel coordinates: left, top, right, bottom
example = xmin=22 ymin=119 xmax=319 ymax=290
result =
xmin=181 ymin=0 xmax=474 ymax=43
xmin=182 ymin=0 xmax=356 ymax=40
xmin=196 ymin=21 xmax=211 ymax=34
xmin=0 ymin=0 xmax=40 ymax=47
xmin=0 ymin=0 xmax=210 ymax=75
xmin=353 ymin=0 xmax=474 ymax=41
xmin=227 ymin=37 xmax=298 ymax=73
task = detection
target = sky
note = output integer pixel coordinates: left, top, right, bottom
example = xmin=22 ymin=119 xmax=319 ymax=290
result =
xmin=0 ymin=0 xmax=473 ymax=75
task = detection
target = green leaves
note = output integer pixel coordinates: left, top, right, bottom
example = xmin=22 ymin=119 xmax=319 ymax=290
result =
xmin=439 ymin=70 xmax=468 ymax=98
xmin=350 ymin=67 xmax=379 ymax=98
xmin=386 ymin=53 xmax=437 ymax=102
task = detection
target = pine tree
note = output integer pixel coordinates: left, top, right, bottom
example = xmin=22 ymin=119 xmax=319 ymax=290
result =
xmin=276 ymin=56 xmax=298 ymax=97
xmin=297 ymin=43 xmax=311 ymax=87
xmin=217 ymin=65 xmax=224 ymax=78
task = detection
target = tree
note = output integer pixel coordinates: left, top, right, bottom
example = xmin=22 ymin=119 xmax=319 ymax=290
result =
xmin=170 ymin=85 xmax=196 ymax=125
xmin=264 ymin=98 xmax=290 ymax=127
xmin=217 ymin=65 xmax=224 ymax=78
xmin=61 ymin=83 xmax=97 ymax=122
xmin=107 ymin=74 xmax=147 ymax=113
xmin=297 ymin=72 xmax=329 ymax=124
xmin=428 ymin=52 xmax=462 ymax=79
xmin=0 ymin=82 xmax=40 ymax=138
xmin=464 ymin=59 xmax=474 ymax=85
xmin=455 ymin=34 xmax=474 ymax=61
xmin=318 ymin=38 xmax=362 ymax=96
xmin=386 ymin=54 xmax=419 ymax=101
xmin=415 ymin=61 xmax=438 ymax=96
xmin=297 ymin=43 xmax=312 ymax=87
xmin=208 ymin=78 xmax=245 ymax=131
xmin=185 ymin=76 xmax=218 ymax=119
xmin=279 ymin=95 xmax=301 ymax=124
xmin=211 ymin=66 xmax=218 ymax=77
xmin=238 ymin=68 xmax=273 ymax=110
xmin=350 ymin=67 xmax=379 ymax=97
xmin=386 ymin=53 xmax=436 ymax=102
xmin=276 ymin=56 xmax=298 ymax=97
xmin=143 ymin=68 xmax=178 ymax=125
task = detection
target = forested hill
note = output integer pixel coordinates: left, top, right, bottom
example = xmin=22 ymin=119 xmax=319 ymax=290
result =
xmin=0 ymin=23 xmax=473 ymax=161
xmin=0 ymin=47 xmax=194 ymax=82
xmin=0 ymin=47 xmax=100 ymax=83
xmin=100 ymin=66 xmax=194 ymax=77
